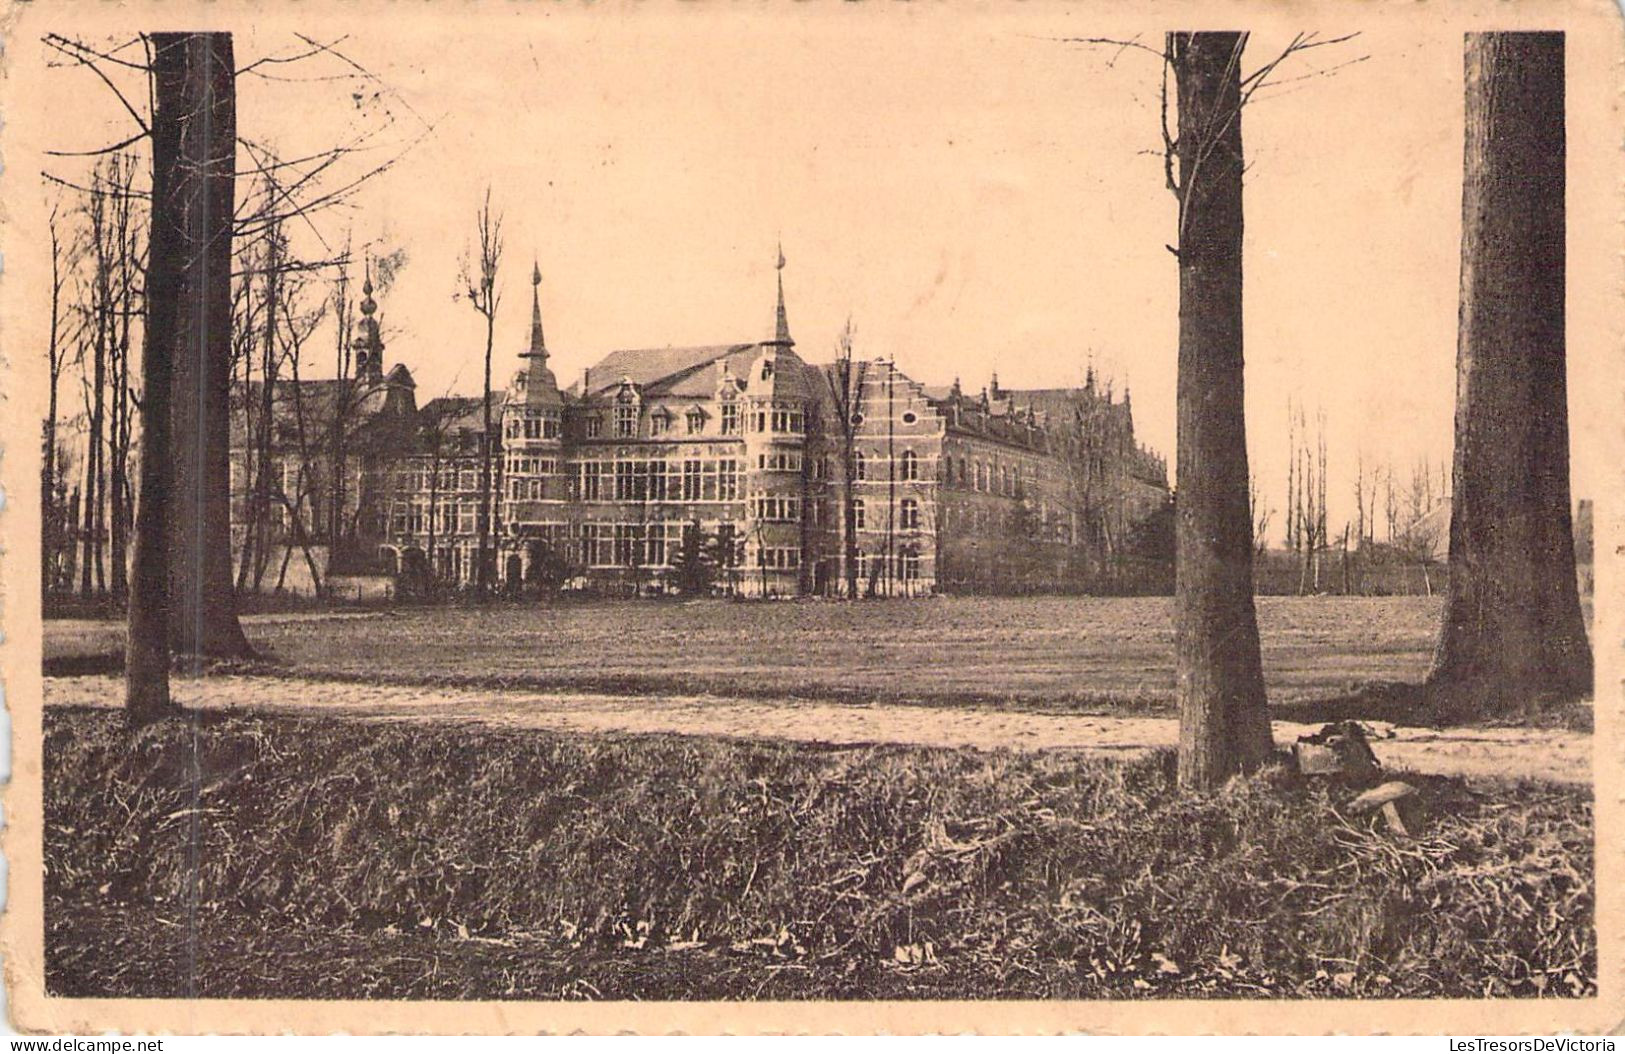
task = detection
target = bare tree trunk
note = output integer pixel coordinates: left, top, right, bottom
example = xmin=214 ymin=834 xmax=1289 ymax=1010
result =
xmin=1429 ymin=32 xmax=1591 ymax=713
xmin=109 ymin=158 xmax=136 ymax=602
xmin=165 ymin=31 xmax=252 ymax=661
xmin=248 ymin=225 xmax=281 ymax=594
xmin=82 ymin=184 xmax=109 ymax=599
xmin=127 ymin=34 xmax=206 ymax=722
xmin=43 ymin=206 xmax=65 ymax=597
xmin=1171 ymin=31 xmax=1274 ymax=791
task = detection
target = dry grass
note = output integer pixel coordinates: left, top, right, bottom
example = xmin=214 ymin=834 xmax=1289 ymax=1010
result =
xmin=44 ymin=596 xmax=1443 ymax=714
xmin=46 ymin=705 xmax=1592 ymax=1000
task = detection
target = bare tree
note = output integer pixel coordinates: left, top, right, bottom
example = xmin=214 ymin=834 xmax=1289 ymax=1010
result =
xmin=1167 ymin=32 xmax=1275 ymax=790
xmin=1428 ymin=32 xmax=1591 ymax=713
xmin=458 ymin=188 xmax=503 ymax=598
xmin=42 ymin=200 xmax=74 ymax=596
xmin=821 ymin=320 xmax=870 ymax=599
xmin=1248 ymin=471 xmax=1272 ymax=557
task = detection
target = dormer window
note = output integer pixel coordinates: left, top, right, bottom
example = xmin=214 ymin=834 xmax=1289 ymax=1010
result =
xmin=686 ymin=409 xmax=704 ymax=435
xmin=650 ymin=410 xmax=671 ymax=437
xmin=761 ymin=359 xmax=775 ymax=381
xmin=614 ymin=383 xmax=640 ymax=438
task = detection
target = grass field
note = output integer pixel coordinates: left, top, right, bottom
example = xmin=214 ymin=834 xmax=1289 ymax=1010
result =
xmin=45 ymin=596 xmax=1443 ymax=712
xmin=44 ymin=706 xmax=1593 ymax=1001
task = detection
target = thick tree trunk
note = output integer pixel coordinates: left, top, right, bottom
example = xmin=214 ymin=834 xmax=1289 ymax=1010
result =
xmin=1428 ymin=32 xmax=1591 ymax=712
xmin=165 ymin=33 xmax=252 ymax=660
xmin=1171 ymin=31 xmax=1274 ymax=791
xmin=126 ymin=35 xmax=198 ymax=723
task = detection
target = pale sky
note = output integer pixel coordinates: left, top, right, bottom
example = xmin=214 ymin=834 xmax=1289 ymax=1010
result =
xmin=28 ymin=4 xmax=1617 ymax=544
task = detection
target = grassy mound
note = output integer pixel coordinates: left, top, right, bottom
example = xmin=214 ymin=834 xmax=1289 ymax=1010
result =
xmin=45 ymin=706 xmax=1593 ymax=1000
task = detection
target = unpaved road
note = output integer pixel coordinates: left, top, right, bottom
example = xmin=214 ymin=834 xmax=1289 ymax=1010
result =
xmin=44 ymin=674 xmax=1590 ymax=786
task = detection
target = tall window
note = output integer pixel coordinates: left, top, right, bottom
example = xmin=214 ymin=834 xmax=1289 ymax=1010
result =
xmin=585 ymin=415 xmax=602 ymax=439
xmin=615 ymin=402 xmax=638 ymax=438
xmin=900 ymin=450 xmax=919 ymax=481
xmin=899 ymin=546 xmax=920 ymax=582
xmin=853 ymin=451 xmax=866 ymax=482
xmin=900 ymin=498 xmax=920 ymax=530
xmin=853 ymin=499 xmax=866 ymax=530
xmin=650 ymin=413 xmax=669 ymax=437
xmin=686 ymin=410 xmax=704 ymax=435
xmin=721 ymin=401 xmax=740 ymax=436
xmin=682 ymin=459 xmax=702 ymax=501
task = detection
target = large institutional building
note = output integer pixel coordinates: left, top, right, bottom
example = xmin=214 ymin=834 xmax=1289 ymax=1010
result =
xmin=229 ymin=258 xmax=1169 ymax=598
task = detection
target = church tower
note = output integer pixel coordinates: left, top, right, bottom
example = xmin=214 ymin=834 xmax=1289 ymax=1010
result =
xmin=502 ymin=260 xmax=567 ymax=579
xmin=352 ymin=262 xmax=384 ymax=381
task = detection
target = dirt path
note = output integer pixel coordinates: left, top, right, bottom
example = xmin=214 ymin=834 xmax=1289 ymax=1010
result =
xmin=44 ymin=674 xmax=1591 ymax=786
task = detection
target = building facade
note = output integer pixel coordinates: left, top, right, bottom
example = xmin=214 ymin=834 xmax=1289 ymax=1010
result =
xmin=231 ymin=257 xmax=1170 ymax=598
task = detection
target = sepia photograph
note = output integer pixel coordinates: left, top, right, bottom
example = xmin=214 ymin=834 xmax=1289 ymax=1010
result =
xmin=1 ymin=0 xmax=1620 ymax=1035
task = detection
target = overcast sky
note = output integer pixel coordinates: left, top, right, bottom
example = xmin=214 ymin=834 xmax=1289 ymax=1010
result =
xmin=33 ymin=5 xmax=1615 ymax=543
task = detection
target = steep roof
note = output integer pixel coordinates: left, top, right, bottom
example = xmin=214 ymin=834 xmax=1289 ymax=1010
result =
xmin=571 ymin=342 xmax=813 ymax=403
xmin=419 ymin=392 xmax=507 ymax=435
xmin=231 ymin=370 xmax=415 ymax=449
xmin=578 ymin=345 xmax=754 ymax=398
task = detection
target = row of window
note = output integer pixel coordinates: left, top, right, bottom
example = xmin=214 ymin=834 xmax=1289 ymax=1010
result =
xmin=509 ymin=477 xmax=553 ymax=501
xmin=504 ymin=415 xmax=562 ymax=441
xmin=758 ymin=547 xmax=800 ymax=570
xmin=751 ymin=495 xmax=801 ymax=523
xmin=576 ymin=522 xmax=744 ymax=569
xmin=582 ymin=400 xmax=804 ymax=440
xmin=945 ymin=455 xmax=1029 ymax=497
xmin=848 ymin=498 xmax=923 ymax=531
xmin=578 ymin=458 xmax=744 ymax=503
xmin=394 ymin=465 xmax=482 ymax=493
xmin=807 ymin=449 xmax=927 ymax=483
xmin=758 ymin=450 xmax=802 ymax=472
xmin=853 ymin=548 xmax=923 ymax=582
xmin=505 ymin=455 xmax=558 ymax=477
xmin=389 ymin=500 xmax=490 ymax=537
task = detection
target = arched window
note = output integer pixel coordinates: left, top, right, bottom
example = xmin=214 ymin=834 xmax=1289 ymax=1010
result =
xmin=853 ymin=451 xmax=867 ymax=481
xmin=900 ymin=449 xmax=918 ymax=481
xmin=958 ymin=457 xmax=968 ymax=486
xmin=852 ymin=499 xmax=866 ymax=530
xmin=900 ymin=498 xmax=920 ymax=530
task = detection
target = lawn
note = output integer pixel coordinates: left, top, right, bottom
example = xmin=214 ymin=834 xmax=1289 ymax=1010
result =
xmin=44 ymin=595 xmax=1443 ymax=711
xmin=45 ymin=705 xmax=1593 ymax=1000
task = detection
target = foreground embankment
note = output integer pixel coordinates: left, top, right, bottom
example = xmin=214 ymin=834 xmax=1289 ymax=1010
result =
xmin=45 ymin=706 xmax=1593 ymax=1000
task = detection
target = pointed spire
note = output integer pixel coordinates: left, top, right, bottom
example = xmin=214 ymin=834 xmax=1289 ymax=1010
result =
xmin=772 ymin=242 xmax=793 ymax=346
xmin=360 ymin=254 xmax=377 ymax=318
xmin=353 ymin=252 xmax=383 ymax=380
xmin=523 ymin=258 xmax=547 ymax=361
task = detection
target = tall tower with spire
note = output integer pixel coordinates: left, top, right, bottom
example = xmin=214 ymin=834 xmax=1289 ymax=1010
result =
xmin=352 ymin=261 xmax=384 ymax=381
xmin=771 ymin=242 xmax=793 ymax=347
xmin=501 ymin=259 xmax=566 ymax=568
xmin=520 ymin=260 xmax=562 ymax=402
